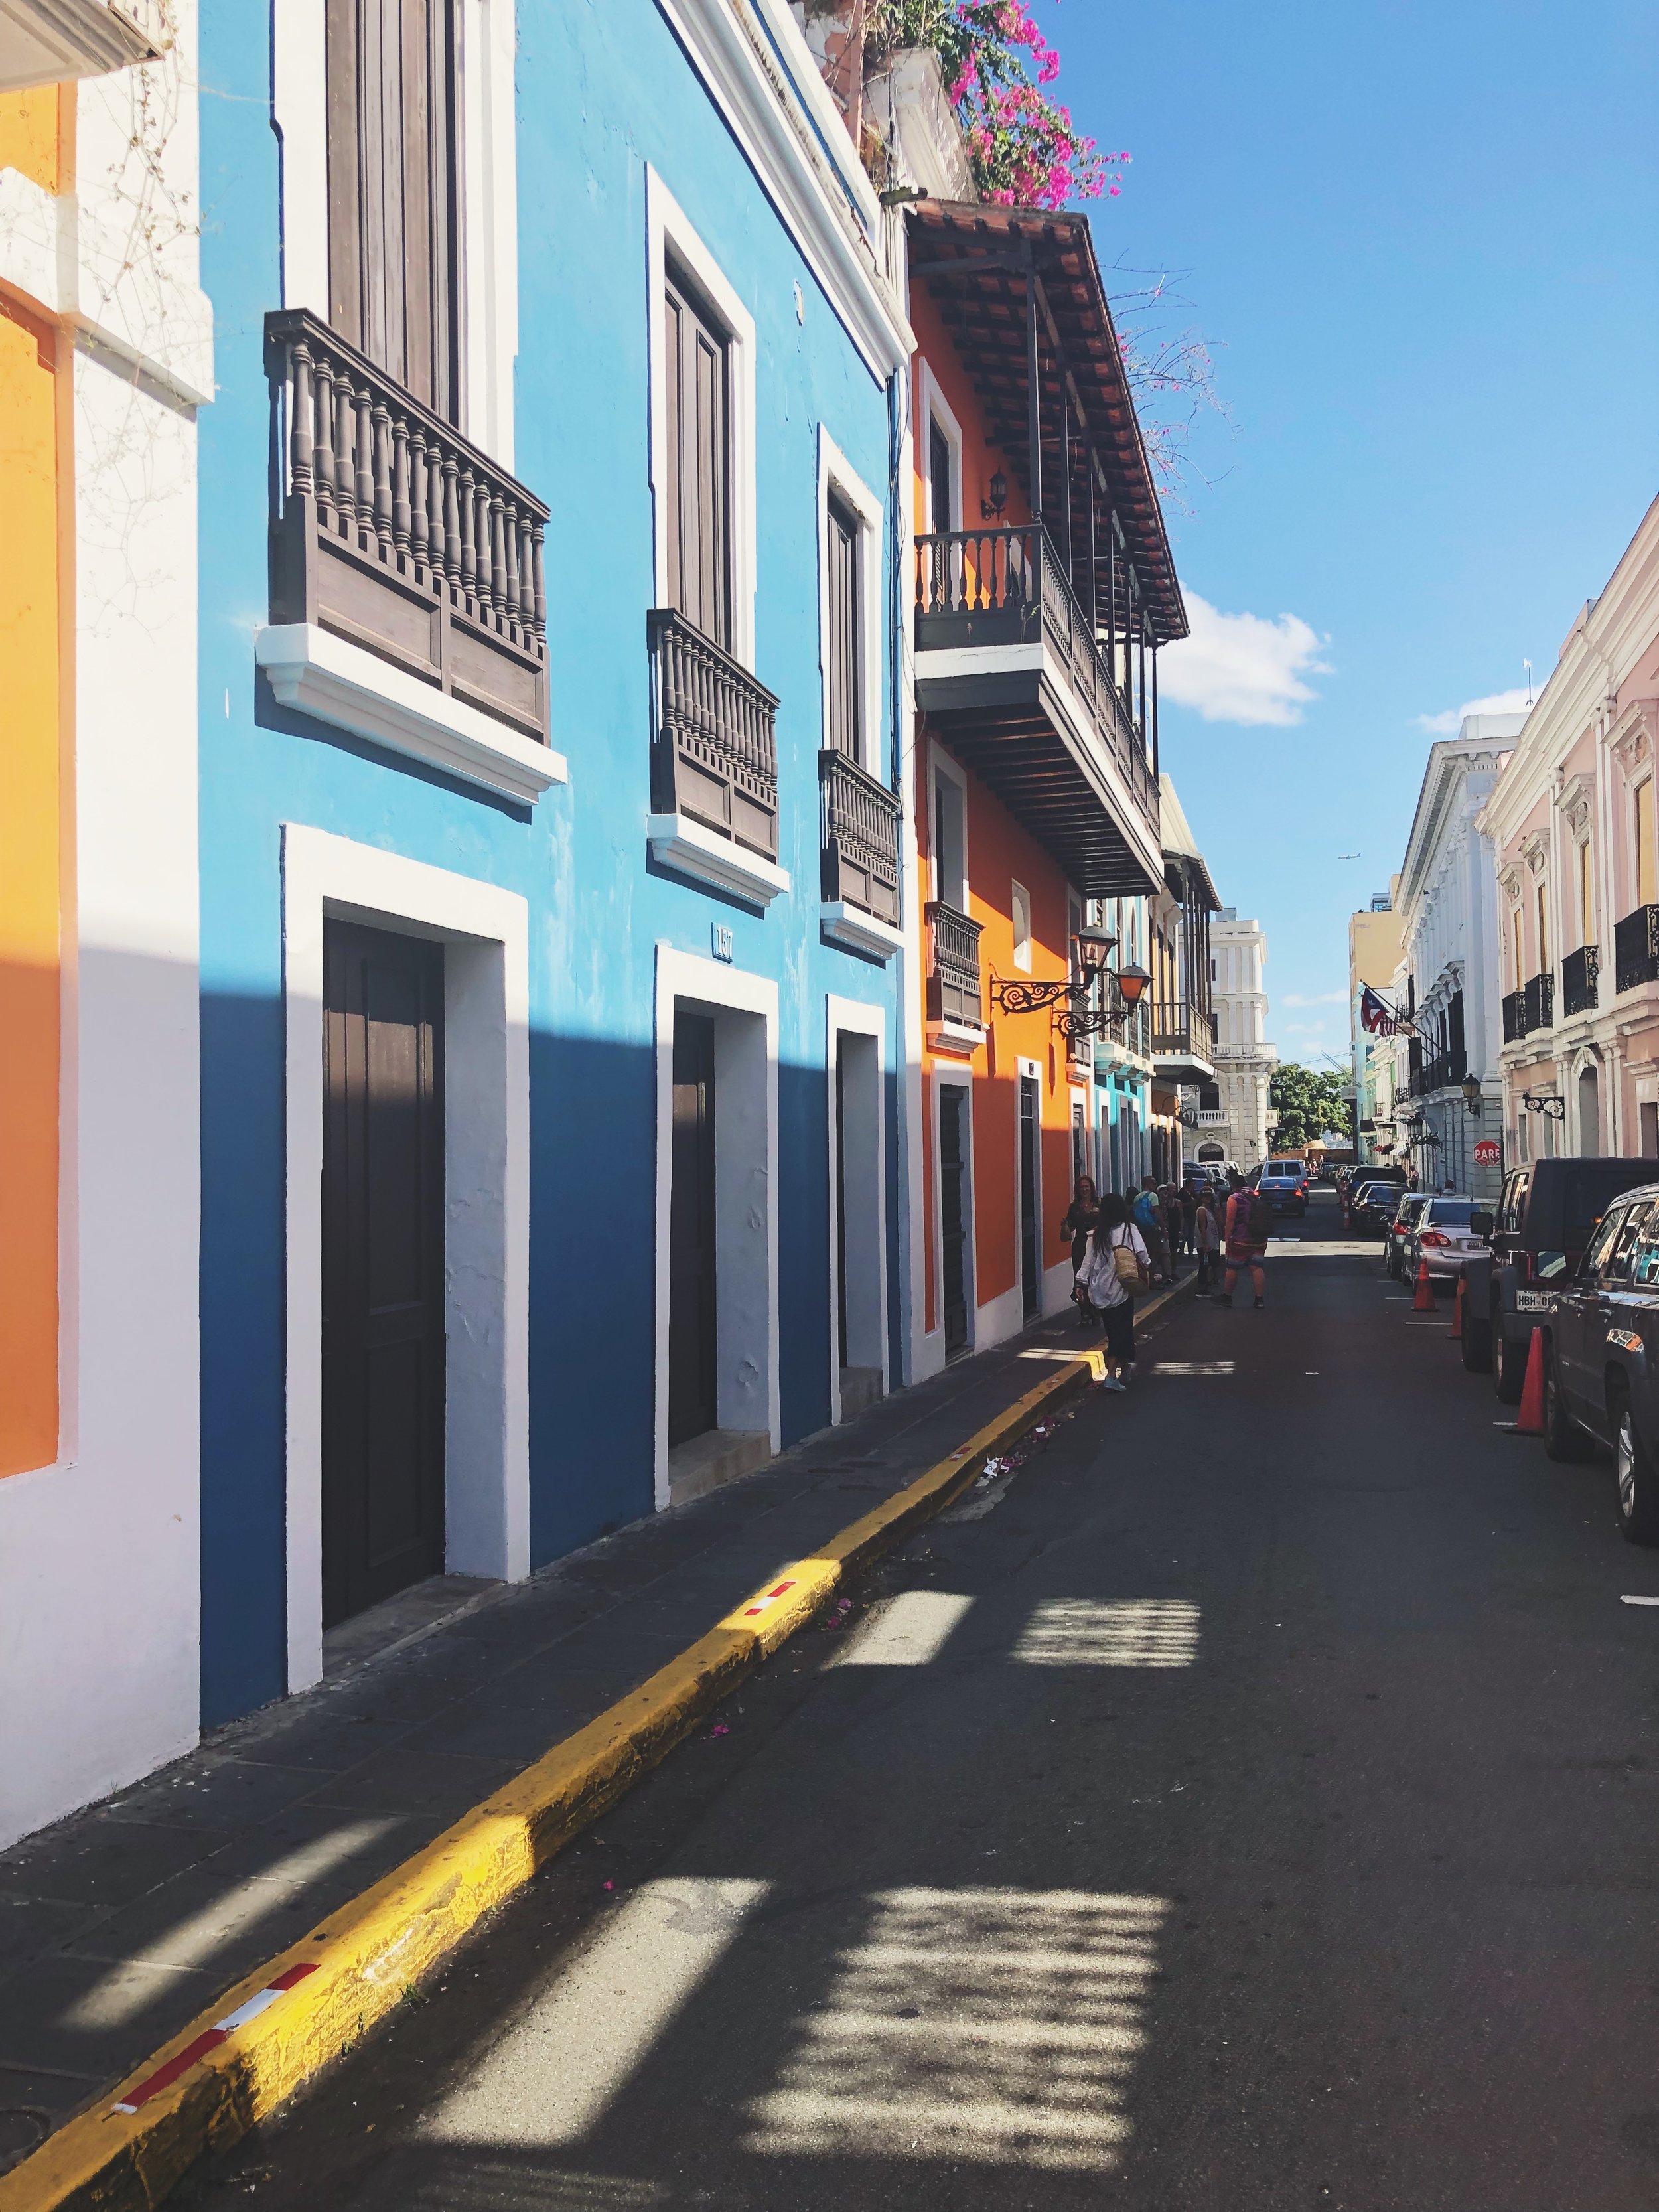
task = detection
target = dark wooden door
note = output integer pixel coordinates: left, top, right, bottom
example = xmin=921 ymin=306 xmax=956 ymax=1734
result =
xmin=663 ymin=269 xmax=730 ymax=649
xmin=325 ymin=0 xmax=459 ymax=419
xmin=322 ymin=920 xmax=446 ymax=1628
xmin=1020 ymin=1075 xmax=1039 ymax=1319
xmin=669 ymin=1013 xmax=719 ymax=1445
xmin=835 ymin=1045 xmax=848 ymax=1370
xmin=929 ymin=418 xmax=952 ymax=534
xmin=940 ymin=1085 xmax=968 ymax=1355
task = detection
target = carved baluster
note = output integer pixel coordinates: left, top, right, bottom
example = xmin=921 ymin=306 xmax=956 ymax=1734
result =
xmin=516 ymin=515 xmax=533 ymax=632
xmin=313 ymin=356 xmax=336 ymax=524
xmin=474 ymin=483 xmax=494 ymax=612
xmin=531 ymin=524 xmax=546 ymax=637
xmin=370 ymin=398 xmax=393 ymax=555
xmin=408 ymin=428 xmax=428 ymax=569
xmin=391 ymin=413 xmax=411 ymax=554
xmin=458 ymin=467 xmax=476 ymax=599
xmin=289 ymin=336 xmax=313 ymax=499
xmin=502 ymin=502 xmax=520 ymax=630
xmin=488 ymin=494 xmax=507 ymax=616
xmin=443 ymin=454 xmax=461 ymax=590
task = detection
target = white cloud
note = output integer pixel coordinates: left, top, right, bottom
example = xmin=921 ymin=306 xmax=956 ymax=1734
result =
xmin=1416 ymin=687 xmax=1532 ymax=736
xmin=1282 ymin=990 xmax=1347 ymax=1008
xmin=1157 ymin=592 xmax=1330 ymax=726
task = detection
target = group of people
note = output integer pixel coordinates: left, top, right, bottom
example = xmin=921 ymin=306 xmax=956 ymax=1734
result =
xmin=1058 ymin=1171 xmax=1272 ymax=1392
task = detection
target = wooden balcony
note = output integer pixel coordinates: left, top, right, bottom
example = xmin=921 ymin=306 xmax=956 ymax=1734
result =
xmin=1562 ymin=942 xmax=1599 ymax=1017
xmin=265 ymin=309 xmax=549 ymax=743
xmin=648 ymin=607 xmax=779 ymax=861
xmin=926 ymin=901 xmax=983 ymax=1032
xmin=819 ymin=749 xmax=900 ymax=926
xmin=1615 ymin=905 xmax=1659 ymax=994
xmin=1149 ymin=999 xmax=1215 ymax=1084
xmin=912 ymin=523 xmax=1161 ymax=899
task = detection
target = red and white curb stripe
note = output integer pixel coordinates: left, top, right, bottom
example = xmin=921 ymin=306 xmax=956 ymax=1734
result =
xmin=111 ymin=1964 xmax=319 ymax=2114
xmin=741 ymin=1579 xmax=797 ymax=1619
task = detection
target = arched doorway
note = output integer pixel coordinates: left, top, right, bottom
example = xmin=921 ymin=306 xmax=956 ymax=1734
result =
xmin=1579 ymin=1064 xmax=1601 ymax=1157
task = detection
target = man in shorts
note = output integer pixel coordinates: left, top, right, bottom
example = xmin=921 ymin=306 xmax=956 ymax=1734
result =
xmin=1217 ymin=1173 xmax=1269 ymax=1309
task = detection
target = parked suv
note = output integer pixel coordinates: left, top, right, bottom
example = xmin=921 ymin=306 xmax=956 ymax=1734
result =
xmin=1518 ymin=1182 xmax=1659 ymax=1542
xmin=1350 ymin=1178 xmax=1409 ymax=1237
xmin=1258 ymin=1159 xmax=1309 ymax=1217
xmin=1463 ymin=1157 xmax=1656 ymax=1394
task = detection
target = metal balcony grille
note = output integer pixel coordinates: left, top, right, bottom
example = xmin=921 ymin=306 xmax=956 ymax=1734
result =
xmin=1502 ymin=989 xmax=1524 ymax=1043
xmin=1522 ymin=970 xmax=1554 ymax=1033
xmin=1615 ymin=906 xmax=1659 ymax=994
xmin=1562 ymin=942 xmax=1599 ymax=1016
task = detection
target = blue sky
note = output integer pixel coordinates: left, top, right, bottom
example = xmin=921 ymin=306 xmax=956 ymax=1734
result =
xmin=1049 ymin=0 xmax=1659 ymax=1068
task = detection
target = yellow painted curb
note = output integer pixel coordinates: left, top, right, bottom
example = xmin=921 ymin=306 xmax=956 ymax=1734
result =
xmin=0 ymin=1328 xmax=1144 ymax=2212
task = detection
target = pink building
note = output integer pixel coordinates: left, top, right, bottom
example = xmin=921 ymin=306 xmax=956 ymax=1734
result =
xmin=1480 ymin=498 xmax=1659 ymax=1163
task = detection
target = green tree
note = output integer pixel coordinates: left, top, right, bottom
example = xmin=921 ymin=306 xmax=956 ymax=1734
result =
xmin=1270 ymin=1064 xmax=1353 ymax=1150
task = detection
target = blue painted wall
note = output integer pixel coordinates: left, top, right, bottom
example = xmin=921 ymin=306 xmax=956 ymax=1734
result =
xmin=198 ymin=0 xmax=901 ymax=1726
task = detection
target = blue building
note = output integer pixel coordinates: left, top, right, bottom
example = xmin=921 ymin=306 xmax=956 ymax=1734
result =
xmin=196 ymin=0 xmax=913 ymax=1723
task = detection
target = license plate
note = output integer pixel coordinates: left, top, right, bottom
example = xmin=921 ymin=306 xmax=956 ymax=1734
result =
xmin=1454 ymin=1238 xmax=1480 ymax=1252
xmin=1516 ymin=1290 xmax=1553 ymax=1313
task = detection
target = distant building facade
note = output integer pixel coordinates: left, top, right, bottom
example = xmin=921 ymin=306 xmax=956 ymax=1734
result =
xmin=1350 ymin=881 xmax=1405 ymax=1169
xmin=1208 ymin=911 xmax=1275 ymax=1169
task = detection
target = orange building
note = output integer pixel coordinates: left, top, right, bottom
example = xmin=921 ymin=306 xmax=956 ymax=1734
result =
xmin=903 ymin=200 xmax=1187 ymax=1370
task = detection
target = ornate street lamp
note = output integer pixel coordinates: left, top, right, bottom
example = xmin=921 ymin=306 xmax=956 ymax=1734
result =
xmin=1461 ymin=1072 xmax=1484 ymax=1117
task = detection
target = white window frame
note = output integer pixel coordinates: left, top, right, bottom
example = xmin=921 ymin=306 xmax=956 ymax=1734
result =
xmin=929 ymin=741 xmax=969 ymax=913
xmin=918 ymin=364 xmax=963 ymax=534
xmin=1011 ymin=879 xmax=1032 ymax=972
xmin=645 ymin=167 xmax=758 ymax=668
xmin=816 ymin=427 xmax=883 ymax=777
xmin=273 ymin=0 xmax=520 ymax=468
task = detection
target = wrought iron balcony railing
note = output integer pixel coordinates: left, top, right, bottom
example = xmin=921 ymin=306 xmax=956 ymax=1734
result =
xmin=819 ymin=749 xmax=900 ymax=926
xmin=266 ymin=309 xmax=549 ymax=739
xmin=913 ymin=522 xmax=1159 ymax=825
xmin=648 ymin=607 xmax=779 ymax=861
xmin=1562 ymin=942 xmax=1599 ymax=1017
xmin=1502 ymin=989 xmax=1525 ymax=1043
xmin=926 ymin=900 xmax=983 ymax=1030
xmin=1615 ymin=905 xmax=1659 ymax=994
xmin=1149 ymin=999 xmax=1215 ymax=1065
xmin=1523 ymin=970 xmax=1554 ymax=1034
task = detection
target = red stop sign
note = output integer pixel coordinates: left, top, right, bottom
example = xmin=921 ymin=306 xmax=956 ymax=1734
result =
xmin=1473 ymin=1138 xmax=1501 ymax=1165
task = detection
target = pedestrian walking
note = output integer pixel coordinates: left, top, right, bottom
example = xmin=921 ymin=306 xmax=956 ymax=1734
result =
xmin=1134 ymin=1177 xmax=1171 ymax=1283
xmin=1077 ymin=1192 xmax=1150 ymax=1390
xmin=1164 ymin=1183 xmax=1185 ymax=1262
xmin=1181 ymin=1181 xmax=1198 ymax=1259
xmin=1059 ymin=1175 xmax=1100 ymax=1328
xmin=1216 ymin=1173 xmax=1271 ymax=1307
xmin=1194 ymin=1185 xmax=1222 ymax=1291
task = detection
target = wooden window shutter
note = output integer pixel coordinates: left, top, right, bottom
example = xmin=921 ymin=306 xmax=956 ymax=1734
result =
xmin=824 ymin=490 xmax=861 ymax=758
xmin=326 ymin=0 xmax=461 ymax=422
xmin=662 ymin=262 xmax=731 ymax=650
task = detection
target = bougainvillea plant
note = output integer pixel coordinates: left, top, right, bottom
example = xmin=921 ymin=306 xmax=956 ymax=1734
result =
xmin=867 ymin=0 xmax=1125 ymax=209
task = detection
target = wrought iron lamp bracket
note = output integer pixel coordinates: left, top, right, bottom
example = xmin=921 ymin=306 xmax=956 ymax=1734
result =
xmin=1521 ymin=1092 xmax=1566 ymax=1120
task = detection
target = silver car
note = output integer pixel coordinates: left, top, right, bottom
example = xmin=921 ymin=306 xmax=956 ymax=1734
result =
xmin=1385 ymin=1193 xmax=1430 ymax=1278
xmin=1404 ymin=1195 xmax=1490 ymax=1282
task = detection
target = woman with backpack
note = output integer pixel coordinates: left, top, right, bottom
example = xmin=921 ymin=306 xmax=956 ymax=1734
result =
xmin=1217 ymin=1173 xmax=1271 ymax=1308
xmin=1076 ymin=1191 xmax=1151 ymax=1390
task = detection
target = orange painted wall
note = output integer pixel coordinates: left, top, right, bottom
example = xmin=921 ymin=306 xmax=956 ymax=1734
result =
xmin=0 ymin=88 xmax=66 ymax=1476
xmin=912 ymin=277 xmax=1082 ymax=1325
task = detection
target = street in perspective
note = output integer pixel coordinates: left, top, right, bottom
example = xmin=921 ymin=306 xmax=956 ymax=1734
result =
xmin=2 ymin=0 xmax=1656 ymax=2207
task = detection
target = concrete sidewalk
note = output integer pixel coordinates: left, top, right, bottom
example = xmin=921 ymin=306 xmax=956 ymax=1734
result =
xmin=0 ymin=1275 xmax=1195 ymax=2179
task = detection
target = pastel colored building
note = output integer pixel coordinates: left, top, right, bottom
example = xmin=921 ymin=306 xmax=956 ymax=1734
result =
xmin=1350 ymin=883 xmax=1405 ymax=1170
xmin=0 ymin=0 xmax=207 ymax=1845
xmin=1480 ymin=498 xmax=1659 ymax=1165
xmin=901 ymin=177 xmax=1185 ymax=1369
xmin=1208 ymin=911 xmax=1275 ymax=1171
xmin=192 ymin=0 xmax=913 ymax=1730
xmin=1147 ymin=778 xmax=1220 ymax=1183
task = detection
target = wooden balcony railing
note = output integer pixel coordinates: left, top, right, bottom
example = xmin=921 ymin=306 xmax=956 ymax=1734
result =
xmin=266 ymin=309 xmax=549 ymax=740
xmin=913 ymin=522 xmax=1159 ymax=826
xmin=1562 ymin=942 xmax=1599 ymax=1016
xmin=1523 ymin=970 xmax=1554 ymax=1034
xmin=1149 ymin=999 xmax=1214 ymax=1065
xmin=819 ymin=749 xmax=900 ymax=926
xmin=648 ymin=607 xmax=779 ymax=861
xmin=1615 ymin=905 xmax=1659 ymax=994
xmin=926 ymin=900 xmax=983 ymax=1029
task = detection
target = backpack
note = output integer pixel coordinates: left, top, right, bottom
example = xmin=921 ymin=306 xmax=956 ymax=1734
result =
xmin=1236 ymin=1190 xmax=1272 ymax=1243
xmin=1110 ymin=1228 xmax=1147 ymax=1287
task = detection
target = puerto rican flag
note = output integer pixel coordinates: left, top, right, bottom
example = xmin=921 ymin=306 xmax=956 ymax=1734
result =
xmin=1359 ymin=985 xmax=1401 ymax=1035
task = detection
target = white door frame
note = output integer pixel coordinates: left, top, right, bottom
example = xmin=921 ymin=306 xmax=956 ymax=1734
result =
xmin=826 ymin=995 xmax=890 ymax=1424
xmin=281 ymin=826 xmax=531 ymax=1694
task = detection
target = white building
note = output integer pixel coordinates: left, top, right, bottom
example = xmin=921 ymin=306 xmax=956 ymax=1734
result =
xmin=1204 ymin=910 xmax=1275 ymax=1168
xmin=1394 ymin=715 xmax=1524 ymax=1199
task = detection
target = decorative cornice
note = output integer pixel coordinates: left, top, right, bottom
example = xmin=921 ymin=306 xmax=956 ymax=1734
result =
xmin=1498 ymin=862 xmax=1524 ymax=904
xmin=1520 ymin=828 xmax=1550 ymax=878
xmin=1610 ymin=697 xmax=1659 ymax=782
xmin=1556 ymin=768 xmax=1595 ymax=844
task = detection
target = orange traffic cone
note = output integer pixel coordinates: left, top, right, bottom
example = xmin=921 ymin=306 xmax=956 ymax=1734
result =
xmin=1450 ymin=1276 xmax=1464 ymax=1339
xmin=1516 ymin=1326 xmax=1546 ymax=1435
xmin=1413 ymin=1258 xmax=1435 ymax=1311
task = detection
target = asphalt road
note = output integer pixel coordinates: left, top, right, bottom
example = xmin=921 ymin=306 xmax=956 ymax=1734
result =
xmin=179 ymin=1191 xmax=1659 ymax=2212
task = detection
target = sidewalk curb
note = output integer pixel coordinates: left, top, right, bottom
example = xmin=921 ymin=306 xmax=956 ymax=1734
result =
xmin=0 ymin=1288 xmax=1194 ymax=2212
